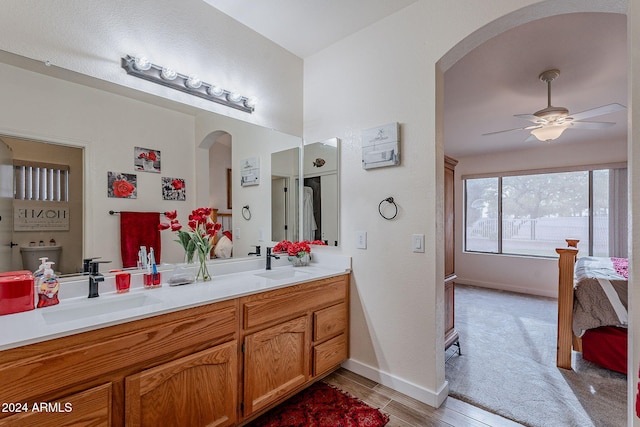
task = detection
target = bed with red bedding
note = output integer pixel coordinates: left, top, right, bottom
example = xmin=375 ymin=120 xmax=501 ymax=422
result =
xmin=556 ymin=239 xmax=628 ymax=374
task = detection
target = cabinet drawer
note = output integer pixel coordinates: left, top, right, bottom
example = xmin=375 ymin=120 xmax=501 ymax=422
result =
xmin=314 ymin=303 xmax=347 ymax=342
xmin=313 ymin=333 xmax=347 ymax=376
xmin=0 ymin=382 xmax=112 ymax=427
xmin=242 ymin=276 xmax=347 ymax=329
xmin=0 ymin=302 xmax=237 ymax=403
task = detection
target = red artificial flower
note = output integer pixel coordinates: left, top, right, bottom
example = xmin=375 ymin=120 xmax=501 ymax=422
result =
xmin=170 ymin=221 xmax=182 ymax=231
xmin=165 ymin=210 xmax=178 ymax=220
xmin=310 ymin=240 xmax=327 ymax=246
xmin=112 ymin=179 xmax=135 ymax=198
xmin=158 ymin=222 xmax=170 ymax=230
xmin=171 ymin=179 xmax=184 ymax=190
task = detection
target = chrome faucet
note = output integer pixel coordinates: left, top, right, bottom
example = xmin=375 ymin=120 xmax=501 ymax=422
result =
xmin=248 ymin=245 xmax=261 ymax=256
xmin=265 ymin=247 xmax=280 ymax=270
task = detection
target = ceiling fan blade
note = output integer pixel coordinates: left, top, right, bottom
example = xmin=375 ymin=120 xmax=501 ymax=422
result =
xmin=569 ymin=103 xmax=626 ymax=121
xmin=570 ymin=121 xmax=616 ymax=130
xmin=524 ymin=134 xmax=539 ymax=143
xmin=482 ymin=125 xmax=540 ymax=136
xmin=513 ymin=114 xmax=544 ymax=123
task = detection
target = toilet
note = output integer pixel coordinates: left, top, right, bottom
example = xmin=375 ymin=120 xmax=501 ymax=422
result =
xmin=20 ymin=245 xmax=62 ymax=273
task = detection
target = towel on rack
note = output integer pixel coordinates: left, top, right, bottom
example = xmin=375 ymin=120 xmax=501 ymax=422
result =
xmin=119 ymin=212 xmax=161 ymax=268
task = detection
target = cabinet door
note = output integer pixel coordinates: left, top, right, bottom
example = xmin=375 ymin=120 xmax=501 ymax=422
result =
xmin=125 ymin=341 xmax=237 ymax=427
xmin=444 ymin=161 xmax=455 ymax=278
xmin=0 ymin=383 xmax=112 ymax=427
xmin=243 ymin=316 xmax=308 ymax=416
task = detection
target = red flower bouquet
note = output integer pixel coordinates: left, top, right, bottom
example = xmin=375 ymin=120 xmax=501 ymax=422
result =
xmin=159 ymin=207 xmax=221 ymax=281
xmin=273 ymin=240 xmax=326 ymax=266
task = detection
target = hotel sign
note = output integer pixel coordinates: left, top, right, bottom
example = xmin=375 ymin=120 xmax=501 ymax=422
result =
xmin=14 ymin=202 xmax=70 ymax=231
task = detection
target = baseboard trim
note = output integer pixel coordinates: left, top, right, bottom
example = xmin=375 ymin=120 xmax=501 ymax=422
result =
xmin=341 ymin=359 xmax=449 ymax=408
xmin=455 ymin=278 xmax=557 ymax=298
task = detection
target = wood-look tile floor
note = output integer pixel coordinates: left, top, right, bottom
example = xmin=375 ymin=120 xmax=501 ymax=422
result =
xmin=323 ymin=368 xmax=524 ymax=427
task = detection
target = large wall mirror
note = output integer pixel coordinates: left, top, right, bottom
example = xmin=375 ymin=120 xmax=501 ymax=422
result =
xmin=0 ymin=54 xmax=305 ymax=276
xmin=271 ymin=138 xmax=340 ymax=246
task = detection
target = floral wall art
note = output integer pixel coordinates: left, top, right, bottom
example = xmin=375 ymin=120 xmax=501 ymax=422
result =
xmin=162 ymin=177 xmax=186 ymax=201
xmin=135 ymin=146 xmax=161 ymax=173
xmin=108 ymin=172 xmax=137 ymax=199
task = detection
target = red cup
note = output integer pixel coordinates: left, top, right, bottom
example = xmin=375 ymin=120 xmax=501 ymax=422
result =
xmin=115 ymin=272 xmax=130 ymax=293
xmin=144 ymin=273 xmax=161 ymax=288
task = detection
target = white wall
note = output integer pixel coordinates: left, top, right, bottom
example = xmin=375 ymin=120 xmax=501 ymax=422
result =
xmin=0 ymin=0 xmax=303 ymax=136
xmin=303 ymin=0 xmax=631 ymax=409
xmin=629 ymin=2 xmax=639 ymax=426
xmin=455 ymin=138 xmax=627 ymax=297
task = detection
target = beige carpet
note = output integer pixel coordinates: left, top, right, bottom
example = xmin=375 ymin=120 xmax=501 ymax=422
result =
xmin=445 ymin=284 xmax=627 ymax=427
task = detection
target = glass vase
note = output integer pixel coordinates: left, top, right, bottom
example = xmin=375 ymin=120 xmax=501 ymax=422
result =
xmin=289 ymin=253 xmax=310 ymax=267
xmin=196 ymin=248 xmax=211 ymax=281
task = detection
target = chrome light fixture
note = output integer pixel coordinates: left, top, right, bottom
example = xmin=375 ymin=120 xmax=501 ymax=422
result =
xmin=121 ymin=54 xmax=257 ymax=113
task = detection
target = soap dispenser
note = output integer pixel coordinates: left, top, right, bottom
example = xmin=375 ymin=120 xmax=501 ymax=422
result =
xmin=36 ymin=262 xmax=59 ymax=308
xmin=33 ymin=257 xmax=48 ymax=280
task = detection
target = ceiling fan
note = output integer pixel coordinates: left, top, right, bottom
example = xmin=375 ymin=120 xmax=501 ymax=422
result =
xmin=483 ymin=69 xmax=625 ymax=142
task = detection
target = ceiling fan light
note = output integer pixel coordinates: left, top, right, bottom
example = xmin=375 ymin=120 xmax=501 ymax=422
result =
xmin=531 ymin=125 xmax=569 ymax=142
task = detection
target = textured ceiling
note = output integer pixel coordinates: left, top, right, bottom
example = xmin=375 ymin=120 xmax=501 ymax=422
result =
xmin=444 ymin=12 xmax=627 ymax=158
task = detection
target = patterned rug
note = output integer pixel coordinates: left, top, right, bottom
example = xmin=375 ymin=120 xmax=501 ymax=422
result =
xmin=247 ymin=381 xmax=390 ymax=427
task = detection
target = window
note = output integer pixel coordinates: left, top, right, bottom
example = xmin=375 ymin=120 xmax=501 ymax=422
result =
xmin=464 ymin=165 xmax=627 ymax=258
xmin=13 ymin=160 xmax=69 ymax=202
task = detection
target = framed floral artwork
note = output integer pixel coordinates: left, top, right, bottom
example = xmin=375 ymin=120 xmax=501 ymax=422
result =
xmin=162 ymin=177 xmax=186 ymax=201
xmin=108 ymin=172 xmax=137 ymax=199
xmin=134 ymin=147 xmax=161 ymax=173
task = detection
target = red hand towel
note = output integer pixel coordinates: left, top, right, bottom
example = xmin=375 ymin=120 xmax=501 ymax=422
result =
xmin=120 ymin=212 xmax=161 ymax=268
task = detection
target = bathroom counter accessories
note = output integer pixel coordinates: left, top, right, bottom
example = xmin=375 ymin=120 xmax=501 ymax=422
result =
xmin=0 ymin=253 xmax=352 ymax=351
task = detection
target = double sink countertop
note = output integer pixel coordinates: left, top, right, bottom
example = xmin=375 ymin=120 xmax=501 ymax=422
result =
xmin=0 ymin=252 xmax=351 ymax=351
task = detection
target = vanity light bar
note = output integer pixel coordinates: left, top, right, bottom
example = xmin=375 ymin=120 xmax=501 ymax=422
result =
xmin=121 ymin=55 xmax=256 ymax=113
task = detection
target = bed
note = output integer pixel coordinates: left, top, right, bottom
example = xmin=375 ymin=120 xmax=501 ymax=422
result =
xmin=556 ymin=239 xmax=628 ymax=374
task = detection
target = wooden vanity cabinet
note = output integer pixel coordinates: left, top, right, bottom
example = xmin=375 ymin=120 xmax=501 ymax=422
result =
xmin=0 ymin=273 xmax=349 ymax=427
xmin=0 ymin=299 xmax=239 ymax=427
xmin=240 ymin=274 xmax=349 ymax=420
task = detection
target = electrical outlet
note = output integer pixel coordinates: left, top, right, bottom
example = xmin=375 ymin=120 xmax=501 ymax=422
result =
xmin=356 ymin=231 xmax=367 ymax=249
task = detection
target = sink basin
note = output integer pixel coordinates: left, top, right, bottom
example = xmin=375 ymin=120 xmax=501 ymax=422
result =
xmin=41 ymin=293 xmax=161 ymax=325
xmin=254 ymin=268 xmax=311 ymax=281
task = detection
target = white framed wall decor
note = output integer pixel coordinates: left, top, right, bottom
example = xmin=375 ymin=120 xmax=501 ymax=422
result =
xmin=361 ymin=122 xmax=400 ymax=169
xmin=240 ymin=156 xmax=260 ymax=187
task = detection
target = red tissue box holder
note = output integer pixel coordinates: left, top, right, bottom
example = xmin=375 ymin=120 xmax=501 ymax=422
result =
xmin=0 ymin=270 xmax=35 ymax=315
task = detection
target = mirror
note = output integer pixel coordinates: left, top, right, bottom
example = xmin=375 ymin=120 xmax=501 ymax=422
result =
xmin=271 ymin=138 xmax=340 ymax=246
xmin=0 ymin=56 xmax=302 ymax=277
xmin=271 ymin=147 xmax=300 ymax=243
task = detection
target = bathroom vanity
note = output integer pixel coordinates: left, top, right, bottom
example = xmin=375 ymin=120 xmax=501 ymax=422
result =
xmin=0 ymin=257 xmax=350 ymax=427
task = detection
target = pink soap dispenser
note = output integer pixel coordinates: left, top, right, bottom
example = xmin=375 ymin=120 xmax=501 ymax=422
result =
xmin=37 ymin=262 xmax=59 ymax=308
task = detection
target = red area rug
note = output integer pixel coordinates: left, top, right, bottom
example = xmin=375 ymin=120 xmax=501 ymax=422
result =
xmin=248 ymin=381 xmax=390 ymax=427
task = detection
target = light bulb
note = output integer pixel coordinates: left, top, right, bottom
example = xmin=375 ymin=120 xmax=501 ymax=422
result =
xmin=227 ymin=92 xmax=242 ymax=103
xmin=244 ymin=96 xmax=258 ymax=108
xmin=208 ymin=85 xmax=224 ymax=97
xmin=132 ymin=55 xmax=151 ymax=71
xmin=185 ymin=75 xmax=202 ymax=89
xmin=161 ymin=67 xmax=177 ymax=81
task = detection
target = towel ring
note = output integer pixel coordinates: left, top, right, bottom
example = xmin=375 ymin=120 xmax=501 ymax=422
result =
xmin=242 ymin=205 xmax=252 ymax=220
xmin=378 ymin=197 xmax=398 ymax=220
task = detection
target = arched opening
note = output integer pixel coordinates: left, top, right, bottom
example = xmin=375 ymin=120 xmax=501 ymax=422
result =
xmin=435 ymin=2 xmax=628 ymax=424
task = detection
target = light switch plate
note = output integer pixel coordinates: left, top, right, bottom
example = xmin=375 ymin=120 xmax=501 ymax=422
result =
xmin=412 ymin=233 xmax=425 ymax=253
xmin=356 ymin=231 xmax=367 ymax=249
xmin=234 ymin=228 xmax=240 ymax=240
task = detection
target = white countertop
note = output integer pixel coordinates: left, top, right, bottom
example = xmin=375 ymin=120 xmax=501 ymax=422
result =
xmin=0 ymin=252 xmax=351 ymax=351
